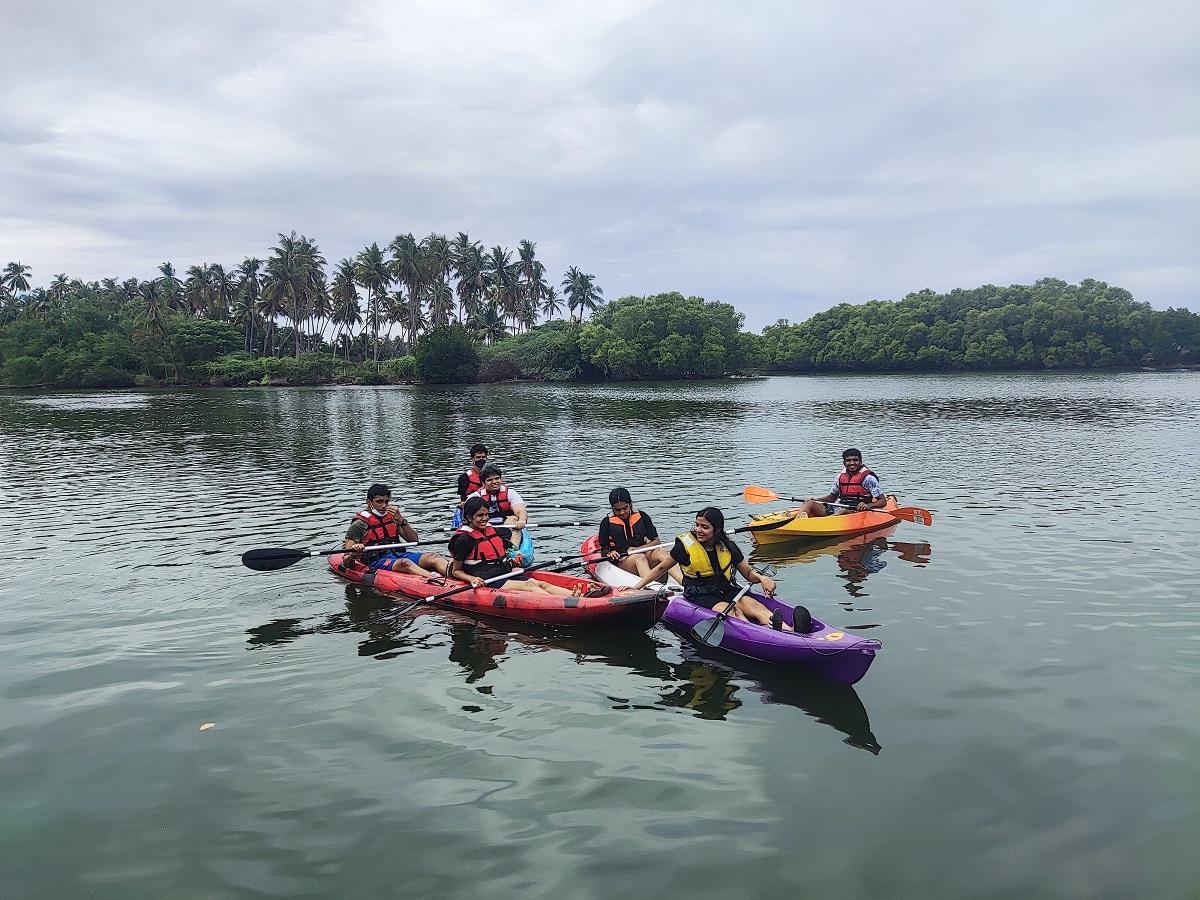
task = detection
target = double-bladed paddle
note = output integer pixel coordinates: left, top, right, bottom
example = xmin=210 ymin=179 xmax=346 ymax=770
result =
xmin=690 ymin=584 xmax=753 ymax=648
xmin=742 ymin=485 xmax=933 ymax=526
xmin=389 ymin=553 xmax=595 ymax=615
xmin=241 ymin=540 xmax=443 ymax=572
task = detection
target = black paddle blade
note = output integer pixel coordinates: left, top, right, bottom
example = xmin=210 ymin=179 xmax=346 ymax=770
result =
xmin=241 ymin=548 xmax=309 ymax=571
xmin=692 ymin=615 xmax=726 ymax=647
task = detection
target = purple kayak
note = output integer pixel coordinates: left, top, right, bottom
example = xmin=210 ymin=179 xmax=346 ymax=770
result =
xmin=581 ymin=535 xmax=881 ymax=685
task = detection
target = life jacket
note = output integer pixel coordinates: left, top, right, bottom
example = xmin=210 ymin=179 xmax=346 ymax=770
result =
xmin=473 ymin=485 xmax=513 ymax=522
xmin=353 ymin=510 xmax=400 ymax=564
xmin=602 ymin=511 xmax=651 ymax=553
xmin=677 ymin=531 xmax=735 ymax=599
xmin=836 ymin=467 xmax=876 ymax=505
xmin=462 ymin=466 xmax=485 ymax=498
xmin=451 ymin=523 xmax=511 ymax=580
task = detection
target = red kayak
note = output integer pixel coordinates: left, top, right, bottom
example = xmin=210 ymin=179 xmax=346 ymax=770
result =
xmin=327 ymin=553 xmax=670 ymax=629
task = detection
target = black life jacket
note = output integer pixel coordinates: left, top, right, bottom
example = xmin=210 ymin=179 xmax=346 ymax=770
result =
xmin=602 ymin=510 xmax=651 ymax=553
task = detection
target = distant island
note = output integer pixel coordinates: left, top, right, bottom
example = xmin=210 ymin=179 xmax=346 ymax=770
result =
xmin=2 ymin=233 xmax=1197 ymax=387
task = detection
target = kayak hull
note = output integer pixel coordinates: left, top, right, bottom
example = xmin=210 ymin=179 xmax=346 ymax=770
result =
xmin=747 ymin=496 xmax=901 ymax=544
xmin=580 ymin=536 xmax=880 ymax=684
xmin=329 ymin=553 xmax=668 ymax=629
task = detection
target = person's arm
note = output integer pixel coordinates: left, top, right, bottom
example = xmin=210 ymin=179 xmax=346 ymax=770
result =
xmin=598 ymin=519 xmax=621 ymax=561
xmin=344 ymin=519 xmax=368 ymax=553
xmin=736 ymin=558 xmax=776 ymax=596
xmin=509 ymin=501 xmax=528 ymax=528
xmin=633 ymin=538 xmax=685 ymax=589
xmin=447 ymin=535 xmax=484 ymax=586
xmin=386 ymin=505 xmax=420 ymax=542
xmin=641 ymin=513 xmax=661 ymax=547
xmin=857 ymin=476 xmax=886 ymax=511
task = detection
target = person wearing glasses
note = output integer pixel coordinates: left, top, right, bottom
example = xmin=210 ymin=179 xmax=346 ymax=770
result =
xmin=798 ymin=449 xmax=887 ymax=517
xmin=344 ymin=482 xmax=450 ymax=576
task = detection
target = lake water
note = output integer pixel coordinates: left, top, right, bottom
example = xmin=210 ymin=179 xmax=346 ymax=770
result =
xmin=1 ymin=372 xmax=1198 ymax=899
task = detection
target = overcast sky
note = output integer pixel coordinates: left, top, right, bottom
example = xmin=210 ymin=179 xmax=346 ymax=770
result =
xmin=2 ymin=0 xmax=1196 ymax=329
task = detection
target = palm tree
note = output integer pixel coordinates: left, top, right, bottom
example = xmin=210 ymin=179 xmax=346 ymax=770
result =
xmin=486 ymin=246 xmax=521 ymax=332
xmin=542 ymin=285 xmax=564 ymax=321
xmin=2 ymin=261 xmax=32 ymax=294
xmin=472 ymin=299 xmax=509 ymax=345
xmin=562 ymin=267 xmax=604 ymax=323
xmin=516 ymin=240 xmax=547 ymax=330
xmin=262 ymin=232 xmax=327 ymax=356
xmin=452 ymin=234 xmax=487 ymax=324
xmin=157 ymin=262 xmax=184 ymax=312
xmin=184 ymin=264 xmax=212 ymax=318
xmin=354 ymin=243 xmax=391 ymax=364
xmin=234 ymin=258 xmax=264 ymax=354
xmin=388 ymin=233 xmax=426 ymax=351
xmin=330 ymin=258 xmax=363 ymax=366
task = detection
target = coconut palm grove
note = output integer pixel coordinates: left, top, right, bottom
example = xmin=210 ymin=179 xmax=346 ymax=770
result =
xmin=1 ymin=231 xmax=1197 ymax=387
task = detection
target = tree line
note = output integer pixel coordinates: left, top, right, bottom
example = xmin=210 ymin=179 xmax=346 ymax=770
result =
xmin=1 ymin=259 xmax=1196 ymax=387
xmin=0 ymin=232 xmax=604 ymax=386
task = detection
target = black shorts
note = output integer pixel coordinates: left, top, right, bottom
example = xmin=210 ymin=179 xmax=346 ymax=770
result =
xmin=683 ymin=583 xmax=742 ymax=610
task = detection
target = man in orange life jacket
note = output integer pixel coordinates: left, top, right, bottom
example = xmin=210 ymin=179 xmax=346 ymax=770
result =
xmin=799 ymin=449 xmax=887 ymax=517
xmin=470 ymin=465 xmax=528 ymax=546
xmin=344 ymin=483 xmax=450 ymax=576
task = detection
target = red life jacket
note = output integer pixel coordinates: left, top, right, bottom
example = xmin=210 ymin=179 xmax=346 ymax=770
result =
xmin=462 ymin=466 xmax=485 ymax=497
xmin=452 ymin=523 xmax=510 ymax=577
xmin=603 ymin=510 xmax=650 ymax=552
xmin=353 ymin=509 xmax=400 ymax=545
xmin=836 ymin=467 xmax=876 ymax=505
xmin=474 ymin=485 xmax=513 ymax=521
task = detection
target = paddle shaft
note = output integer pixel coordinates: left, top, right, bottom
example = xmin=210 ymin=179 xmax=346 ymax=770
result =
xmin=241 ymin=540 xmax=444 ymax=571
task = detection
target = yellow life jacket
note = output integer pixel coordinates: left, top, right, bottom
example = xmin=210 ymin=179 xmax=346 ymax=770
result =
xmin=678 ymin=532 xmax=734 ymax=581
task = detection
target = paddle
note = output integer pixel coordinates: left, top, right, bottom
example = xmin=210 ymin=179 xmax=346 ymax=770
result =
xmin=390 ymin=553 xmax=593 ymax=614
xmin=428 ymin=520 xmax=592 ymax=533
xmin=241 ymin=540 xmax=442 ymax=572
xmin=690 ymin=584 xmax=753 ymax=648
xmin=742 ymin=485 xmax=933 ymax=526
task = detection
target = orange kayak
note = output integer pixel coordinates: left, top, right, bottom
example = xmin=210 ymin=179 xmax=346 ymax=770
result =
xmin=746 ymin=496 xmax=903 ymax=544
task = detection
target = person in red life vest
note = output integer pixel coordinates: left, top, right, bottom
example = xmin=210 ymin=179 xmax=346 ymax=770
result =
xmin=344 ymin=483 xmax=450 ymax=576
xmin=469 ymin=465 xmax=528 ymax=546
xmin=456 ymin=443 xmax=490 ymax=502
xmin=598 ymin=487 xmax=683 ymax=583
xmin=631 ymin=507 xmax=796 ymax=631
xmin=798 ymin=448 xmax=887 ymax=517
xmin=448 ymin=497 xmax=592 ymax=596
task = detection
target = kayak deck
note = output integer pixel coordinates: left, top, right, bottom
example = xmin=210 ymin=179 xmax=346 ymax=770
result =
xmin=747 ymin=496 xmax=902 ymax=544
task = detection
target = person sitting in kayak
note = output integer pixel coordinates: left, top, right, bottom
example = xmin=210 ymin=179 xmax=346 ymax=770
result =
xmin=631 ymin=507 xmax=790 ymax=630
xmin=448 ymin=497 xmax=591 ymax=596
xmin=344 ymin=483 xmax=450 ymax=576
xmin=598 ymin=487 xmax=683 ymax=584
xmin=456 ymin=443 xmax=489 ymax=502
xmin=798 ymin=448 xmax=887 ymax=517
xmin=469 ymin=465 xmax=529 ymax=546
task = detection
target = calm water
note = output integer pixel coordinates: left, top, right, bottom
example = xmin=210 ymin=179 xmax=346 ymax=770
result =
xmin=1 ymin=373 xmax=1198 ymax=899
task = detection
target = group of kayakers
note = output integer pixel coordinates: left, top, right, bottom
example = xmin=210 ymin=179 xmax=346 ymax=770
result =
xmin=342 ymin=445 xmax=884 ymax=630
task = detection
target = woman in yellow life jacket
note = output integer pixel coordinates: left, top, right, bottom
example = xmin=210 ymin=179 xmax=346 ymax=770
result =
xmin=632 ymin=507 xmax=791 ymax=631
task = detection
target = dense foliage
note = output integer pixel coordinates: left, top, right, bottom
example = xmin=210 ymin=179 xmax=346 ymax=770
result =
xmin=760 ymin=278 xmax=1199 ymax=371
xmin=2 ymin=257 xmax=1196 ymax=388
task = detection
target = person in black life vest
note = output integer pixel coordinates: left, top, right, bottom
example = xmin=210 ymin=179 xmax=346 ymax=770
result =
xmin=456 ymin=443 xmax=490 ymax=502
xmin=631 ymin=507 xmax=793 ymax=631
xmin=470 ymin=465 xmax=528 ymax=546
xmin=344 ymin=483 xmax=450 ymax=576
xmin=448 ymin=497 xmax=588 ymax=596
xmin=799 ymin=448 xmax=887 ymax=517
xmin=598 ymin=487 xmax=683 ymax=583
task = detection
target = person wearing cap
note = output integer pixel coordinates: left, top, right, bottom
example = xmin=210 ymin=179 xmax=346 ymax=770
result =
xmin=798 ymin=448 xmax=887 ymax=517
xmin=597 ymin=487 xmax=683 ymax=583
xmin=631 ymin=506 xmax=792 ymax=631
xmin=344 ymin=482 xmax=450 ymax=576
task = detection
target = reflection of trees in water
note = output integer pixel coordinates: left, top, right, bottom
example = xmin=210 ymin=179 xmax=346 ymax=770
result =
xmin=244 ymin=585 xmax=879 ymax=752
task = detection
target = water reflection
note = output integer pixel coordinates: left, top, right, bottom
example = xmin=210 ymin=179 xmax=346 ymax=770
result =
xmin=750 ymin=524 xmax=932 ymax=598
xmin=245 ymin=586 xmax=880 ymax=752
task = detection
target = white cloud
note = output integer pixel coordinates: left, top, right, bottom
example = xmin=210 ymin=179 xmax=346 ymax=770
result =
xmin=1 ymin=0 xmax=1196 ymax=329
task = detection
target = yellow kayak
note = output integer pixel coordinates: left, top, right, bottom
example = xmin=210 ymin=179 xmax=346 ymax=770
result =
xmin=747 ymin=496 xmax=903 ymax=544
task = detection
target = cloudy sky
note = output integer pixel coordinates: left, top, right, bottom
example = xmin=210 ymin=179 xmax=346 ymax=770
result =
xmin=2 ymin=0 xmax=1196 ymax=328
